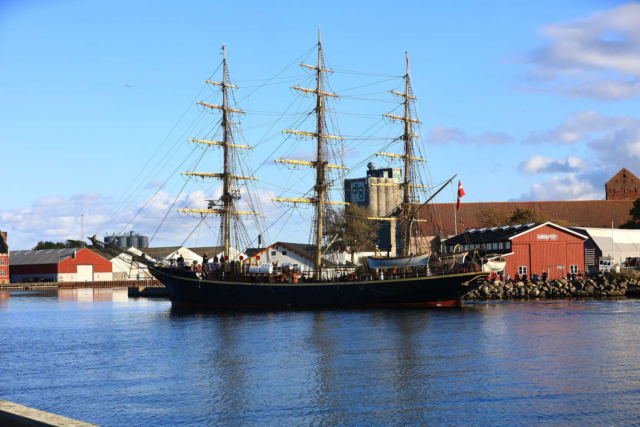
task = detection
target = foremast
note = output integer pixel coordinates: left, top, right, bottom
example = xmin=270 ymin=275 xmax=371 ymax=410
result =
xmin=273 ymin=29 xmax=348 ymax=280
xmin=376 ymin=53 xmax=424 ymax=257
xmin=178 ymin=45 xmax=259 ymax=266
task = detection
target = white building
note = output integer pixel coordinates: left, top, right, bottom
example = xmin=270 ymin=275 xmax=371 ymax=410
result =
xmin=571 ymin=227 xmax=640 ymax=268
xmin=245 ymin=242 xmax=356 ymax=279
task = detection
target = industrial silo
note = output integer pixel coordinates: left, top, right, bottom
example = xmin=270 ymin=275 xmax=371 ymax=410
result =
xmin=368 ymin=177 xmax=379 ymax=217
xmin=116 ymin=235 xmax=128 ymax=248
xmin=384 ymin=177 xmax=395 ymax=215
xmin=127 ymin=232 xmax=139 ymax=249
xmin=377 ymin=178 xmax=387 ymax=217
xmin=104 ymin=235 xmax=116 ymax=245
xmin=138 ymin=235 xmax=149 ymax=249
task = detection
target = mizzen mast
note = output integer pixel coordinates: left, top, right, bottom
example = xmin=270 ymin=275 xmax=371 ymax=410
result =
xmin=274 ymin=28 xmax=348 ymax=280
xmin=179 ymin=45 xmax=258 ymax=264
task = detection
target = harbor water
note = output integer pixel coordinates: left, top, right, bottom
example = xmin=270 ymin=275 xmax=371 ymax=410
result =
xmin=1 ymin=289 xmax=640 ymax=426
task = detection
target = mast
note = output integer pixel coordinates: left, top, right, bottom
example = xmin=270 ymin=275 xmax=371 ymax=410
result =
xmin=402 ymin=53 xmax=412 ymax=257
xmin=273 ymin=29 xmax=348 ymax=280
xmin=314 ymin=28 xmax=326 ymax=281
xmin=222 ymin=45 xmax=232 ymax=262
xmin=376 ymin=52 xmax=424 ymax=257
xmin=178 ymin=45 xmax=259 ymax=267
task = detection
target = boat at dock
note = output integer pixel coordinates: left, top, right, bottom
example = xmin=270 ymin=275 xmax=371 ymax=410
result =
xmin=92 ymin=31 xmax=494 ymax=307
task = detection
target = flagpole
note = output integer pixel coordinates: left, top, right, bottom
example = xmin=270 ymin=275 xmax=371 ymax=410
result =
xmin=454 ymin=181 xmax=458 ymax=236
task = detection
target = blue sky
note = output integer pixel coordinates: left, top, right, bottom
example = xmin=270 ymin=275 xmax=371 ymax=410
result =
xmin=1 ymin=0 xmax=639 ymax=249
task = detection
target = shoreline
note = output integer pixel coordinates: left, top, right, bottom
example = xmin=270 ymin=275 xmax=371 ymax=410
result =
xmin=464 ymin=276 xmax=640 ymax=301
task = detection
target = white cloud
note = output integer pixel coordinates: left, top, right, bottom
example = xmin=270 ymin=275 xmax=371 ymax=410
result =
xmin=517 ymin=110 xmax=640 ymax=201
xmin=0 ymin=187 xmax=289 ymax=251
xmin=518 ymin=156 xmax=588 ymax=174
xmin=518 ymin=3 xmax=640 ymax=100
xmin=427 ymin=126 xmax=513 ymax=145
xmin=516 ymin=174 xmax=604 ymax=201
xmin=524 ymin=110 xmax=638 ymax=144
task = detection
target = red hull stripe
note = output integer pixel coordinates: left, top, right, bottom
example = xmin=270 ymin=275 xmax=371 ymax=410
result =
xmin=171 ymin=300 xmax=462 ymax=308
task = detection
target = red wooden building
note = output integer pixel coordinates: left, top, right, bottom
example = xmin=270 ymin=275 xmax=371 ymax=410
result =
xmin=9 ymin=247 xmax=113 ymax=283
xmin=444 ymin=222 xmax=587 ymax=279
xmin=0 ymin=230 xmax=9 ymax=284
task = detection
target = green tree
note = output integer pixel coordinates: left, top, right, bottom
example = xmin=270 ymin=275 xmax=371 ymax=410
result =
xmin=33 ymin=241 xmax=67 ymax=250
xmin=65 ymin=239 xmax=85 ymax=248
xmin=326 ymin=204 xmax=381 ymax=264
xmin=621 ymin=198 xmax=640 ymax=229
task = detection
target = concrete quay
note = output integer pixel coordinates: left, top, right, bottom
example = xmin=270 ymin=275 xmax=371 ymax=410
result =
xmin=0 ymin=280 xmax=162 ymax=291
xmin=0 ymin=399 xmax=98 ymax=426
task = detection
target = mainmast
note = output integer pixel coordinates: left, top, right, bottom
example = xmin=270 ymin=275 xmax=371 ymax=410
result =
xmin=273 ymin=29 xmax=348 ymax=280
xmin=377 ymin=52 xmax=424 ymax=257
xmin=178 ymin=45 xmax=259 ymax=266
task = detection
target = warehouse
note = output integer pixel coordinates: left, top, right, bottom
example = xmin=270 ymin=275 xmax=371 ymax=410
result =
xmin=9 ymin=248 xmax=113 ymax=283
xmin=0 ymin=230 xmax=9 ymax=284
xmin=444 ymin=222 xmax=587 ymax=279
xmin=570 ymin=227 xmax=640 ymax=269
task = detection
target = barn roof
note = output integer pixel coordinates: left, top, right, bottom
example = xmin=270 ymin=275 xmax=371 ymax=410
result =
xmin=444 ymin=222 xmax=586 ymax=246
xmin=9 ymin=248 xmax=93 ymax=265
xmin=418 ymin=200 xmax=634 ymax=237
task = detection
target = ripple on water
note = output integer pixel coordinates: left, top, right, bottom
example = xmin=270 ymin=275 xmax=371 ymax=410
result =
xmin=1 ymin=292 xmax=640 ymax=426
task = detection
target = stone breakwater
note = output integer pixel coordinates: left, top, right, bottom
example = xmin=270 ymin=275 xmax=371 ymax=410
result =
xmin=464 ymin=276 xmax=640 ymax=300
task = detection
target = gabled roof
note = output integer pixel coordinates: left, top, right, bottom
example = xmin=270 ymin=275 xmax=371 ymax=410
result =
xmin=140 ymin=246 xmax=182 ymax=259
xmin=606 ymin=168 xmax=640 ymax=187
xmin=8 ymin=248 xmax=103 ymax=265
xmin=245 ymin=242 xmax=341 ymax=267
xmin=444 ymin=222 xmax=586 ymax=246
xmin=188 ymin=246 xmax=224 ymax=256
xmin=418 ymin=200 xmax=634 ymax=237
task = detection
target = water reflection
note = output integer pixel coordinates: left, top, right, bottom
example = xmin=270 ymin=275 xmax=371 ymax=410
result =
xmin=2 ymin=295 xmax=640 ymax=426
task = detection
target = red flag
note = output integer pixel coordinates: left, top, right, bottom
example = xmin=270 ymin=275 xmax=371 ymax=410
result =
xmin=457 ymin=180 xmax=466 ymax=211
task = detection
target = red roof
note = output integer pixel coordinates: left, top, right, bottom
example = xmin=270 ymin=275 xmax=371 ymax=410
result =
xmin=417 ymin=200 xmax=634 ymax=237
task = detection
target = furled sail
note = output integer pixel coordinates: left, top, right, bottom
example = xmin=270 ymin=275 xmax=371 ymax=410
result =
xmin=368 ymin=253 xmax=430 ymax=269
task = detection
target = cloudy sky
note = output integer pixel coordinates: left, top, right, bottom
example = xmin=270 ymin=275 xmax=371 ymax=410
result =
xmin=1 ymin=0 xmax=639 ymax=249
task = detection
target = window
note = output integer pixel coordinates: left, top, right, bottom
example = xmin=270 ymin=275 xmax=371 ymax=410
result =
xmin=0 ymin=258 xmax=4 ymax=265
xmin=271 ymin=251 xmax=276 ymax=256
xmin=0 ymin=269 xmax=4 ymax=276
xmin=518 ymin=266 xmax=527 ymax=276
xmin=498 ymin=242 xmax=504 ymax=250
xmin=282 ymin=251 xmax=287 ymax=256
xmin=570 ymin=265 xmax=579 ymax=273
xmin=505 ymin=242 xmax=511 ymax=249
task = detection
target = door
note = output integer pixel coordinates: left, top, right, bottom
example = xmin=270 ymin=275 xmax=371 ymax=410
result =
xmin=77 ymin=265 xmax=94 ymax=282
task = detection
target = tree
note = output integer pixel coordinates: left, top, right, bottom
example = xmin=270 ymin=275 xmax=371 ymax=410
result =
xmin=326 ymin=204 xmax=380 ymax=264
xmin=507 ymin=207 xmax=547 ymax=225
xmin=621 ymin=198 xmax=640 ymax=229
xmin=33 ymin=241 xmax=67 ymax=250
xmin=65 ymin=239 xmax=85 ymax=248
xmin=477 ymin=208 xmax=509 ymax=228
xmin=32 ymin=239 xmax=86 ymax=250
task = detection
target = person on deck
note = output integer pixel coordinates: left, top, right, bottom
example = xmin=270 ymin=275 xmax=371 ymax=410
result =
xmin=203 ymin=253 xmax=209 ymax=271
xmin=177 ymin=255 xmax=185 ymax=268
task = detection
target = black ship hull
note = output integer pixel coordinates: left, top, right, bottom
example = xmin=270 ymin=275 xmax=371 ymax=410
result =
xmin=150 ymin=266 xmax=488 ymax=308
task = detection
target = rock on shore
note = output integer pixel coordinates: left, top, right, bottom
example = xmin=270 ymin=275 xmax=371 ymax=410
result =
xmin=464 ymin=276 xmax=640 ymax=300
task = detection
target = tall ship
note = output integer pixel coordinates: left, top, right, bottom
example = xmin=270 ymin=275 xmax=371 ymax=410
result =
xmin=93 ymin=31 xmax=497 ymax=307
